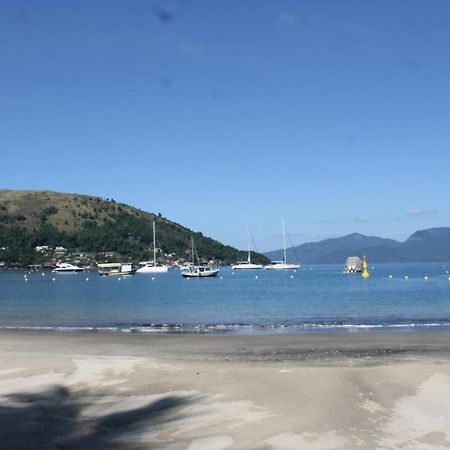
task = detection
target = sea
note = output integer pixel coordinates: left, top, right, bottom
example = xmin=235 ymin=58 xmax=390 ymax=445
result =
xmin=0 ymin=263 xmax=449 ymax=335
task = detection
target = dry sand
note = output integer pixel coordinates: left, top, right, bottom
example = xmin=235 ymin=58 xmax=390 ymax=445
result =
xmin=1 ymin=330 xmax=450 ymax=449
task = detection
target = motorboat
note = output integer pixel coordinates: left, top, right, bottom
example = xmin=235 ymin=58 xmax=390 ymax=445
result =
xmin=265 ymin=220 xmax=300 ymax=270
xmin=97 ymin=263 xmax=136 ymax=276
xmin=136 ymin=221 xmax=170 ymax=274
xmin=52 ymin=262 xmax=84 ymax=273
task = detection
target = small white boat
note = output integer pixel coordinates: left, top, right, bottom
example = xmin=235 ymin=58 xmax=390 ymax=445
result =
xmin=97 ymin=263 xmax=136 ymax=276
xmin=136 ymin=221 xmax=170 ymax=274
xmin=52 ymin=263 xmax=84 ymax=273
xmin=182 ymin=265 xmax=219 ymax=278
xmin=265 ymin=220 xmax=300 ymax=270
xmin=136 ymin=262 xmax=169 ymax=273
xmin=232 ymin=226 xmax=263 ymax=270
xmin=265 ymin=261 xmax=300 ymax=270
xmin=181 ymin=237 xmax=219 ymax=278
xmin=232 ymin=261 xmax=263 ymax=270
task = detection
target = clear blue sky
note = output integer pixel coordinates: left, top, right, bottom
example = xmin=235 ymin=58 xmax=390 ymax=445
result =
xmin=1 ymin=0 xmax=449 ymax=251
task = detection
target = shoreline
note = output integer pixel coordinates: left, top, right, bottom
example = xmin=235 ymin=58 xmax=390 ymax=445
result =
xmin=2 ymin=330 xmax=450 ymax=448
xmin=3 ymin=328 xmax=450 ymax=363
xmin=3 ymin=320 xmax=450 ymax=336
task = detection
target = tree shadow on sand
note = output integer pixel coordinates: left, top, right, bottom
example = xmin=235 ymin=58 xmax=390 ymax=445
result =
xmin=0 ymin=386 xmax=196 ymax=449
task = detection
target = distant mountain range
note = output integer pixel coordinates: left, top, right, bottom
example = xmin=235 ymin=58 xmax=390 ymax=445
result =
xmin=265 ymin=228 xmax=450 ymax=264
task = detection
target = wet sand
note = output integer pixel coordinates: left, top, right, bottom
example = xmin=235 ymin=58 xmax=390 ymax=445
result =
xmin=1 ymin=330 xmax=450 ymax=449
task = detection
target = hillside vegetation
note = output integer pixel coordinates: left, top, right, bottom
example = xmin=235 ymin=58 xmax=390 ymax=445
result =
xmin=0 ymin=190 xmax=268 ymax=266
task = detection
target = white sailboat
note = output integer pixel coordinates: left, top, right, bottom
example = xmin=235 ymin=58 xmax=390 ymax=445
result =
xmin=182 ymin=237 xmax=219 ymax=278
xmin=136 ymin=221 xmax=170 ymax=273
xmin=232 ymin=226 xmax=263 ymax=270
xmin=265 ymin=219 xmax=300 ymax=270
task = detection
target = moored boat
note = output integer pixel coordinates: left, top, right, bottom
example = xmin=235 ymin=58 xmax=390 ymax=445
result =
xmin=136 ymin=222 xmax=170 ymax=274
xmin=97 ymin=263 xmax=136 ymax=276
xmin=265 ymin=220 xmax=300 ymax=270
xmin=181 ymin=265 xmax=219 ymax=278
xmin=52 ymin=263 xmax=84 ymax=273
xmin=232 ymin=225 xmax=263 ymax=270
xmin=181 ymin=237 xmax=219 ymax=278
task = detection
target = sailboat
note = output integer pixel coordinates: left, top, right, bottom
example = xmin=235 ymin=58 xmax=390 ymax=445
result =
xmin=231 ymin=226 xmax=263 ymax=270
xmin=181 ymin=237 xmax=219 ymax=278
xmin=265 ymin=219 xmax=300 ymax=270
xmin=136 ymin=221 xmax=170 ymax=273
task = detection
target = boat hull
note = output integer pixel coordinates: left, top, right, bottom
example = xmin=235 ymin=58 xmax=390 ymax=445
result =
xmin=182 ymin=268 xmax=219 ymax=278
xmin=136 ymin=266 xmax=169 ymax=274
xmin=52 ymin=268 xmax=84 ymax=273
xmin=98 ymin=270 xmax=136 ymax=276
xmin=265 ymin=264 xmax=300 ymax=270
xmin=231 ymin=264 xmax=263 ymax=270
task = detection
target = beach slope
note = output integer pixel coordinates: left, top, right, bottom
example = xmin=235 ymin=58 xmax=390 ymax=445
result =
xmin=1 ymin=330 xmax=450 ymax=449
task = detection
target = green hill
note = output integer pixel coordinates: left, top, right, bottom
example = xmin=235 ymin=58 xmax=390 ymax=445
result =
xmin=0 ymin=190 xmax=269 ymax=267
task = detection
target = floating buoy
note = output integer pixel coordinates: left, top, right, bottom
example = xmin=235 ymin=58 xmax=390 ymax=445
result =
xmin=23 ymin=274 xmax=27 ymax=278
xmin=361 ymin=256 xmax=370 ymax=278
xmin=404 ymin=276 xmax=409 ymax=280
xmin=220 ymin=276 xmax=223 ymax=279
xmin=231 ymin=272 xmax=235 ymax=275
xmin=42 ymin=273 xmax=45 ymax=276
xmin=151 ymin=277 xmax=155 ymax=281
xmin=255 ymin=275 xmax=259 ymax=279
xmin=52 ymin=278 xmax=56 ymax=282
xmin=290 ymin=275 xmax=294 ymax=279
xmin=388 ymin=275 xmax=393 ymax=279
xmin=25 ymin=278 xmax=28 ymax=282
xmin=118 ymin=277 xmax=121 ymax=281
xmin=85 ymin=277 xmax=89 ymax=281
xmin=424 ymin=276 xmax=428 ymax=281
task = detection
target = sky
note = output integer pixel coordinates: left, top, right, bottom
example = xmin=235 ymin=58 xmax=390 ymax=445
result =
xmin=1 ymin=0 xmax=449 ymax=251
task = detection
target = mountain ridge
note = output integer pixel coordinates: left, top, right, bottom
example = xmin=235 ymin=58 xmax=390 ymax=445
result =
xmin=265 ymin=228 xmax=450 ymax=263
xmin=0 ymin=190 xmax=269 ymax=266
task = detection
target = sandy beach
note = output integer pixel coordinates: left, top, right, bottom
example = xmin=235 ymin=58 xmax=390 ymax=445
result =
xmin=1 ymin=330 xmax=450 ymax=449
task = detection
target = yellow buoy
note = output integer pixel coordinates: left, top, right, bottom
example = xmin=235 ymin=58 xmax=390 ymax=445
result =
xmin=361 ymin=256 xmax=370 ymax=278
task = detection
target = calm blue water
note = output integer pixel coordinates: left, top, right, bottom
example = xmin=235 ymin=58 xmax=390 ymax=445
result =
xmin=0 ymin=263 xmax=449 ymax=334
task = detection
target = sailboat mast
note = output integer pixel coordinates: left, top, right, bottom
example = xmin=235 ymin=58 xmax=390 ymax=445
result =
xmin=153 ymin=221 xmax=156 ymax=265
xmin=282 ymin=219 xmax=287 ymax=264
xmin=247 ymin=224 xmax=251 ymax=263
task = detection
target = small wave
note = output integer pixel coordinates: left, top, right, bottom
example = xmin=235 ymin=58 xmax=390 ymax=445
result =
xmin=2 ymin=321 xmax=450 ymax=335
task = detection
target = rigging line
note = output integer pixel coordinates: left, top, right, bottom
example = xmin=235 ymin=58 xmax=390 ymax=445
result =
xmin=249 ymin=228 xmax=260 ymax=254
xmin=285 ymin=224 xmax=300 ymax=263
